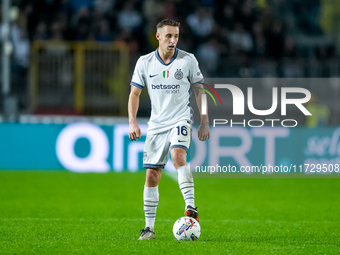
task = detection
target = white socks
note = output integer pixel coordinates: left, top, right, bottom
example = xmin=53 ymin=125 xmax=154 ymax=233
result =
xmin=178 ymin=165 xmax=195 ymax=208
xmin=143 ymin=186 xmax=159 ymax=231
xmin=143 ymin=166 xmax=194 ymax=231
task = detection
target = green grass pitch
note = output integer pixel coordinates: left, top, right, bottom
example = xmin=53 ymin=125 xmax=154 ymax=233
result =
xmin=0 ymin=171 xmax=339 ymax=254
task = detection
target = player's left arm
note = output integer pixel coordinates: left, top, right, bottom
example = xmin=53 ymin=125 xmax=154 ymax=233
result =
xmin=193 ymin=84 xmax=210 ymax=141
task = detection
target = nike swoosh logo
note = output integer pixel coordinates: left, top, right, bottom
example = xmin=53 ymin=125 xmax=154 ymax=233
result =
xmin=149 ymin=74 xmax=158 ymax=78
xmin=178 ymin=140 xmax=187 ymax=143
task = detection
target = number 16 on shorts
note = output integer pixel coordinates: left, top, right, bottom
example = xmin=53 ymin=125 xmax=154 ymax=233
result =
xmin=171 ymin=124 xmax=191 ymax=151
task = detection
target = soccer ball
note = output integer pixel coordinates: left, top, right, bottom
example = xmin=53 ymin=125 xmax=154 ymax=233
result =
xmin=172 ymin=217 xmax=201 ymax=241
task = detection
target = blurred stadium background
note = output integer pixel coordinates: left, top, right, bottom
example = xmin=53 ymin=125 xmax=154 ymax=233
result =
xmin=1 ymin=0 xmax=340 ymax=170
xmin=1 ymin=0 xmax=340 ymax=254
xmin=1 ymin=0 xmax=340 ymax=118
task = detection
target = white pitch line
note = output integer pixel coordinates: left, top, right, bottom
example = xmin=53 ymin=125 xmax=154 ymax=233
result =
xmin=164 ymin=171 xmax=177 ymax=182
xmin=0 ymin=218 xmax=337 ymax=224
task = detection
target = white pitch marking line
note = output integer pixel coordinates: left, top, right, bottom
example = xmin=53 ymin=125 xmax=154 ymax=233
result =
xmin=164 ymin=171 xmax=177 ymax=182
xmin=0 ymin=218 xmax=336 ymax=224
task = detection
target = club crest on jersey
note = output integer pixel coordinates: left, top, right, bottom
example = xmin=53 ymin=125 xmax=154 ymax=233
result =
xmin=163 ymin=71 xmax=170 ymax=79
xmin=174 ymin=69 xmax=183 ymax=80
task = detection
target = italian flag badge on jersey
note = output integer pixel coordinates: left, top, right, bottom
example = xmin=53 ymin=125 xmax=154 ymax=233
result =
xmin=163 ymin=71 xmax=170 ymax=78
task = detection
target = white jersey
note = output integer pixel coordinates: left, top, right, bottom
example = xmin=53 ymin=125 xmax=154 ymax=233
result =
xmin=131 ymin=48 xmax=204 ymax=135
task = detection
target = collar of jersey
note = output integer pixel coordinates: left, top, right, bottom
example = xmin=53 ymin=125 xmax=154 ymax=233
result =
xmin=155 ymin=47 xmax=178 ymax=66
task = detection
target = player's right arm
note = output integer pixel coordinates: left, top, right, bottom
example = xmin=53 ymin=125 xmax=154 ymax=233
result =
xmin=129 ymin=57 xmax=145 ymax=141
xmin=128 ymin=85 xmax=142 ymax=141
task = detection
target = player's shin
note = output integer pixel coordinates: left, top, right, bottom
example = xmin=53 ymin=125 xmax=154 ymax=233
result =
xmin=143 ymin=186 xmax=159 ymax=231
xmin=177 ymin=165 xmax=195 ymax=208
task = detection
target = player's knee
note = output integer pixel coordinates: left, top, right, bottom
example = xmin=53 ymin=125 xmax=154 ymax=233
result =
xmin=172 ymin=151 xmax=186 ymax=168
xmin=146 ymin=169 xmax=160 ymax=184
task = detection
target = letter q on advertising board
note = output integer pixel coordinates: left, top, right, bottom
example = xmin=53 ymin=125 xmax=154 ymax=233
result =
xmin=56 ymin=123 xmax=110 ymax=173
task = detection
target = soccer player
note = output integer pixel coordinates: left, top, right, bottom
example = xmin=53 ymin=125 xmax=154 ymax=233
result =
xmin=128 ymin=19 xmax=210 ymax=240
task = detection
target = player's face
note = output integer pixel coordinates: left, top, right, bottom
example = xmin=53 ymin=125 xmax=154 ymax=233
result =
xmin=156 ymin=25 xmax=179 ymax=54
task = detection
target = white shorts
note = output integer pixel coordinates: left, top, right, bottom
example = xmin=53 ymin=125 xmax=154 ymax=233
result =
xmin=143 ymin=121 xmax=191 ymax=169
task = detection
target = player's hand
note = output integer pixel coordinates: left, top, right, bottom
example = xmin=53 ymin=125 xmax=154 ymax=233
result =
xmin=129 ymin=123 xmax=141 ymax=141
xmin=198 ymin=123 xmax=210 ymax=141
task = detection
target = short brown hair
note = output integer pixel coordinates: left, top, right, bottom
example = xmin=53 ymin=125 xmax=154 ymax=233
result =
xmin=156 ymin=19 xmax=180 ymax=29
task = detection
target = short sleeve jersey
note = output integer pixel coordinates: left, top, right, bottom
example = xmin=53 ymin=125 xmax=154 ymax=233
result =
xmin=131 ymin=48 xmax=204 ymax=135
